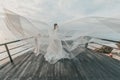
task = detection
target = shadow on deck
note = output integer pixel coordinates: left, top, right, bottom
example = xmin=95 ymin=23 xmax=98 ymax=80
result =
xmin=0 ymin=49 xmax=120 ymax=80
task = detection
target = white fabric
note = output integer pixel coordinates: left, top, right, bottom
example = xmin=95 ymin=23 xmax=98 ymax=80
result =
xmin=3 ymin=9 xmax=120 ymax=64
xmin=44 ymin=28 xmax=70 ymax=64
xmin=34 ymin=34 xmax=41 ymax=56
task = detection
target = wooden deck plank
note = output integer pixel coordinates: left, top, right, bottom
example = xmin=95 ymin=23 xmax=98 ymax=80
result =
xmin=0 ymin=49 xmax=120 ymax=80
xmin=1 ymin=52 xmax=33 ymax=80
xmin=0 ymin=52 xmax=32 ymax=79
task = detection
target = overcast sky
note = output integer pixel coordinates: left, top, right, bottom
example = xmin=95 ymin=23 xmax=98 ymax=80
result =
xmin=0 ymin=0 xmax=120 ymax=44
xmin=0 ymin=0 xmax=120 ymax=25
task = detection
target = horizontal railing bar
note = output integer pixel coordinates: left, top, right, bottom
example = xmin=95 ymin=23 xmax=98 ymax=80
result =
xmin=0 ymin=37 xmax=33 ymax=46
xmin=9 ymin=43 xmax=30 ymax=51
xmin=10 ymin=46 xmax=33 ymax=57
xmin=0 ymin=37 xmax=34 ymax=64
xmin=98 ymin=38 xmax=120 ymax=43
xmin=0 ymin=56 xmax=9 ymax=61
xmin=0 ymin=50 xmax=7 ymax=54
xmin=1 ymin=36 xmax=118 ymax=46
xmin=91 ymin=36 xmax=120 ymax=43
xmin=0 ymin=47 xmax=33 ymax=62
xmin=0 ymin=43 xmax=30 ymax=54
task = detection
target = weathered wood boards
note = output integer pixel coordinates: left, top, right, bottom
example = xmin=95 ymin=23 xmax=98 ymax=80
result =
xmin=0 ymin=49 xmax=120 ymax=80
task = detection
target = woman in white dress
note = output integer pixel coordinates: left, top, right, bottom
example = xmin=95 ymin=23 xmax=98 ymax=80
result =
xmin=44 ymin=24 xmax=70 ymax=64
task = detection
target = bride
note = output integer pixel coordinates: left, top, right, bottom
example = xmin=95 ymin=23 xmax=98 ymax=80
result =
xmin=44 ymin=23 xmax=70 ymax=64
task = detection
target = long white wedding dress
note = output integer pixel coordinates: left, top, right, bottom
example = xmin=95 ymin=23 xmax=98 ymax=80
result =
xmin=44 ymin=28 xmax=70 ymax=64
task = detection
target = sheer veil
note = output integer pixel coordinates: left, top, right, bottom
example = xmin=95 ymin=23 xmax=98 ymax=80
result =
xmin=3 ymin=9 xmax=120 ymax=64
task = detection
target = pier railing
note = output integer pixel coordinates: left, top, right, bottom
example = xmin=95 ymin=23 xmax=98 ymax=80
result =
xmin=0 ymin=37 xmax=34 ymax=64
xmin=0 ymin=36 xmax=120 ymax=64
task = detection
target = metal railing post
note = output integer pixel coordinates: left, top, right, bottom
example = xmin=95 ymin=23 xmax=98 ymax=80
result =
xmin=4 ymin=44 xmax=14 ymax=63
xmin=0 ymin=37 xmax=33 ymax=63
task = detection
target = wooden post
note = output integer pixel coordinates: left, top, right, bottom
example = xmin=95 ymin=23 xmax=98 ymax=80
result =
xmin=4 ymin=44 xmax=13 ymax=63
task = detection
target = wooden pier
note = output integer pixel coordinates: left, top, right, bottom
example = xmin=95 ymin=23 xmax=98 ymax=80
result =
xmin=0 ymin=37 xmax=120 ymax=80
xmin=0 ymin=49 xmax=120 ymax=80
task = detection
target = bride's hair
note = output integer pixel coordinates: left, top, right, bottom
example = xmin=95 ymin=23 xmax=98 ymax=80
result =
xmin=54 ymin=23 xmax=58 ymax=30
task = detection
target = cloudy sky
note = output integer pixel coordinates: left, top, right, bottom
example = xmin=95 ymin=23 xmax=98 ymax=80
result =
xmin=0 ymin=0 xmax=120 ymax=25
xmin=0 ymin=0 xmax=120 ymax=44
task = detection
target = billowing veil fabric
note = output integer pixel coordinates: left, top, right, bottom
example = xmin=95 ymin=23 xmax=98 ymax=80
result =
xmin=44 ymin=27 xmax=70 ymax=64
xmin=4 ymin=9 xmax=49 ymax=56
xmin=3 ymin=9 xmax=120 ymax=64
